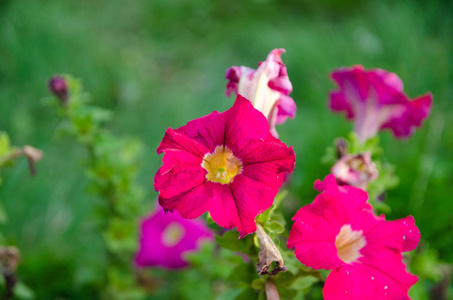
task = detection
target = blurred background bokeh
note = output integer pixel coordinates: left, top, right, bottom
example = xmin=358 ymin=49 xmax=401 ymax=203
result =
xmin=0 ymin=0 xmax=452 ymax=298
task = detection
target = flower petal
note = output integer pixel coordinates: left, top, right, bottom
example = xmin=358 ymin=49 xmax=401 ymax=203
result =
xmin=324 ymin=262 xmax=417 ymax=300
xmin=225 ymin=66 xmax=241 ymax=97
xmin=275 ymin=95 xmax=297 ymax=125
xmin=288 ymin=175 xmax=374 ymax=269
xmin=364 ymin=215 xmax=420 ymax=253
xmin=154 ymin=150 xmax=206 ymax=197
xmin=329 ymin=65 xmax=433 ymax=142
xmin=230 ymin=175 xmax=277 ymax=237
xmin=225 ymin=95 xmax=270 ymax=151
xmin=240 ymin=134 xmax=295 ymax=174
xmin=177 ymin=111 xmax=226 ymax=152
xmin=209 ymin=175 xmax=277 ymax=238
xmin=225 ymin=49 xmax=295 ymax=137
xmin=158 ymin=181 xmax=214 ymax=219
xmin=157 ymin=127 xmax=209 ymax=158
xmin=381 ymin=93 xmax=433 ymax=138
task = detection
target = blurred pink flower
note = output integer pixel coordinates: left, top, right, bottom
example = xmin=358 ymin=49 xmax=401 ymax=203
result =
xmin=135 ymin=207 xmax=213 ymax=269
xmin=288 ymin=175 xmax=420 ymax=299
xmin=330 ymin=65 xmax=432 ymax=143
xmin=225 ymin=49 xmax=296 ymax=137
xmin=155 ymin=95 xmax=295 ymax=237
xmin=331 ymin=152 xmax=378 ymax=190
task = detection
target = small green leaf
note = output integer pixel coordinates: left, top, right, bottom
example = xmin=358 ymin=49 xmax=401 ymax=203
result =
xmin=206 ymin=212 xmax=215 ymax=224
xmin=0 ymin=201 xmax=8 ymax=223
xmin=276 ymin=271 xmax=295 ymax=287
xmin=215 ymin=230 xmax=252 ymax=254
xmin=276 ymin=285 xmax=296 ymax=298
xmin=266 ymin=221 xmax=285 ymax=234
xmin=235 ymin=288 xmax=259 ymax=300
xmin=256 ymin=204 xmax=275 ymax=224
xmin=13 ymin=281 xmax=34 ymax=299
xmin=291 ymin=275 xmax=319 ymax=290
xmin=251 ymin=279 xmax=265 ymax=290
xmin=227 ymin=263 xmax=256 ymax=283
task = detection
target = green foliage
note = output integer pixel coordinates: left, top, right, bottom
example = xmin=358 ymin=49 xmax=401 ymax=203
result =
xmin=13 ymin=281 xmax=34 ymax=300
xmin=216 ymin=230 xmax=254 ymax=254
xmin=47 ymin=75 xmax=146 ymax=298
xmin=0 ymin=132 xmax=17 ymax=174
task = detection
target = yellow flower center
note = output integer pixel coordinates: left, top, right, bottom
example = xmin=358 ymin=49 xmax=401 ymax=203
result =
xmin=201 ymin=145 xmax=243 ymax=184
xmin=162 ymin=222 xmax=185 ymax=247
xmin=335 ymin=224 xmax=366 ymax=264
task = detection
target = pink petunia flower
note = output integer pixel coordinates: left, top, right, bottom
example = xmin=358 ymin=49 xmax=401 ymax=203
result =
xmin=225 ymin=49 xmax=297 ymax=137
xmin=135 ymin=206 xmax=213 ymax=269
xmin=287 ymin=174 xmax=420 ymax=299
xmin=331 ymin=152 xmax=378 ymax=190
xmin=329 ymin=65 xmax=432 ymax=143
xmin=155 ymin=95 xmax=296 ymax=238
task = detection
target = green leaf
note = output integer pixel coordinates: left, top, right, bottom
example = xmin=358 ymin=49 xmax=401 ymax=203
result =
xmin=276 ymin=285 xmax=296 ymax=298
xmin=13 ymin=281 xmax=34 ymax=299
xmin=227 ymin=263 xmax=256 ymax=283
xmin=256 ymin=190 xmax=288 ymax=225
xmin=291 ymin=275 xmax=319 ymax=290
xmin=256 ymin=203 xmax=275 ymax=224
xmin=0 ymin=132 xmax=12 ymax=155
xmin=206 ymin=212 xmax=215 ymax=224
xmin=0 ymin=201 xmax=8 ymax=223
xmin=235 ymin=288 xmax=259 ymax=300
xmin=251 ymin=279 xmax=265 ymax=290
xmin=215 ymin=230 xmax=252 ymax=254
xmin=266 ymin=221 xmax=285 ymax=234
xmin=103 ymin=218 xmax=137 ymax=253
xmin=276 ymin=271 xmax=296 ymax=287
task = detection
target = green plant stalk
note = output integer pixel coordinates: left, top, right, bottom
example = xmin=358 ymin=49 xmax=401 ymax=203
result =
xmin=47 ymin=76 xmax=145 ymax=299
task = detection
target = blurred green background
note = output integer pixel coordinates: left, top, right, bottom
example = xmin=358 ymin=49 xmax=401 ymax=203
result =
xmin=0 ymin=0 xmax=452 ymax=298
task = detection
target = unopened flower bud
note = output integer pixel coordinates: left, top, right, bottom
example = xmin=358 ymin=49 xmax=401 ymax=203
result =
xmin=331 ymin=152 xmax=378 ymax=190
xmin=335 ymin=137 xmax=348 ymax=158
xmin=48 ymin=76 xmax=68 ymax=105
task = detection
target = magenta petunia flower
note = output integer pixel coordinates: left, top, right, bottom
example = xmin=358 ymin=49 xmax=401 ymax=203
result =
xmin=331 ymin=152 xmax=378 ymax=190
xmin=287 ymin=175 xmax=420 ymax=299
xmin=135 ymin=206 xmax=213 ymax=269
xmin=225 ymin=49 xmax=297 ymax=137
xmin=155 ymin=95 xmax=296 ymax=237
xmin=329 ymin=65 xmax=432 ymax=143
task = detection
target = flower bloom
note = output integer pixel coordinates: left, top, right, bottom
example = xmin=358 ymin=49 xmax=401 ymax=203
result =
xmin=287 ymin=175 xmax=420 ymax=299
xmin=331 ymin=152 xmax=378 ymax=190
xmin=135 ymin=206 xmax=213 ymax=269
xmin=155 ymin=95 xmax=295 ymax=237
xmin=329 ymin=65 xmax=432 ymax=143
xmin=225 ymin=49 xmax=297 ymax=137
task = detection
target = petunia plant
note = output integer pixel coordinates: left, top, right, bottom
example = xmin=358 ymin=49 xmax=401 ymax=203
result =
xmin=152 ymin=53 xmax=444 ymax=300
xmin=41 ymin=50 xmax=447 ymax=300
xmin=47 ymin=76 xmax=146 ymax=299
